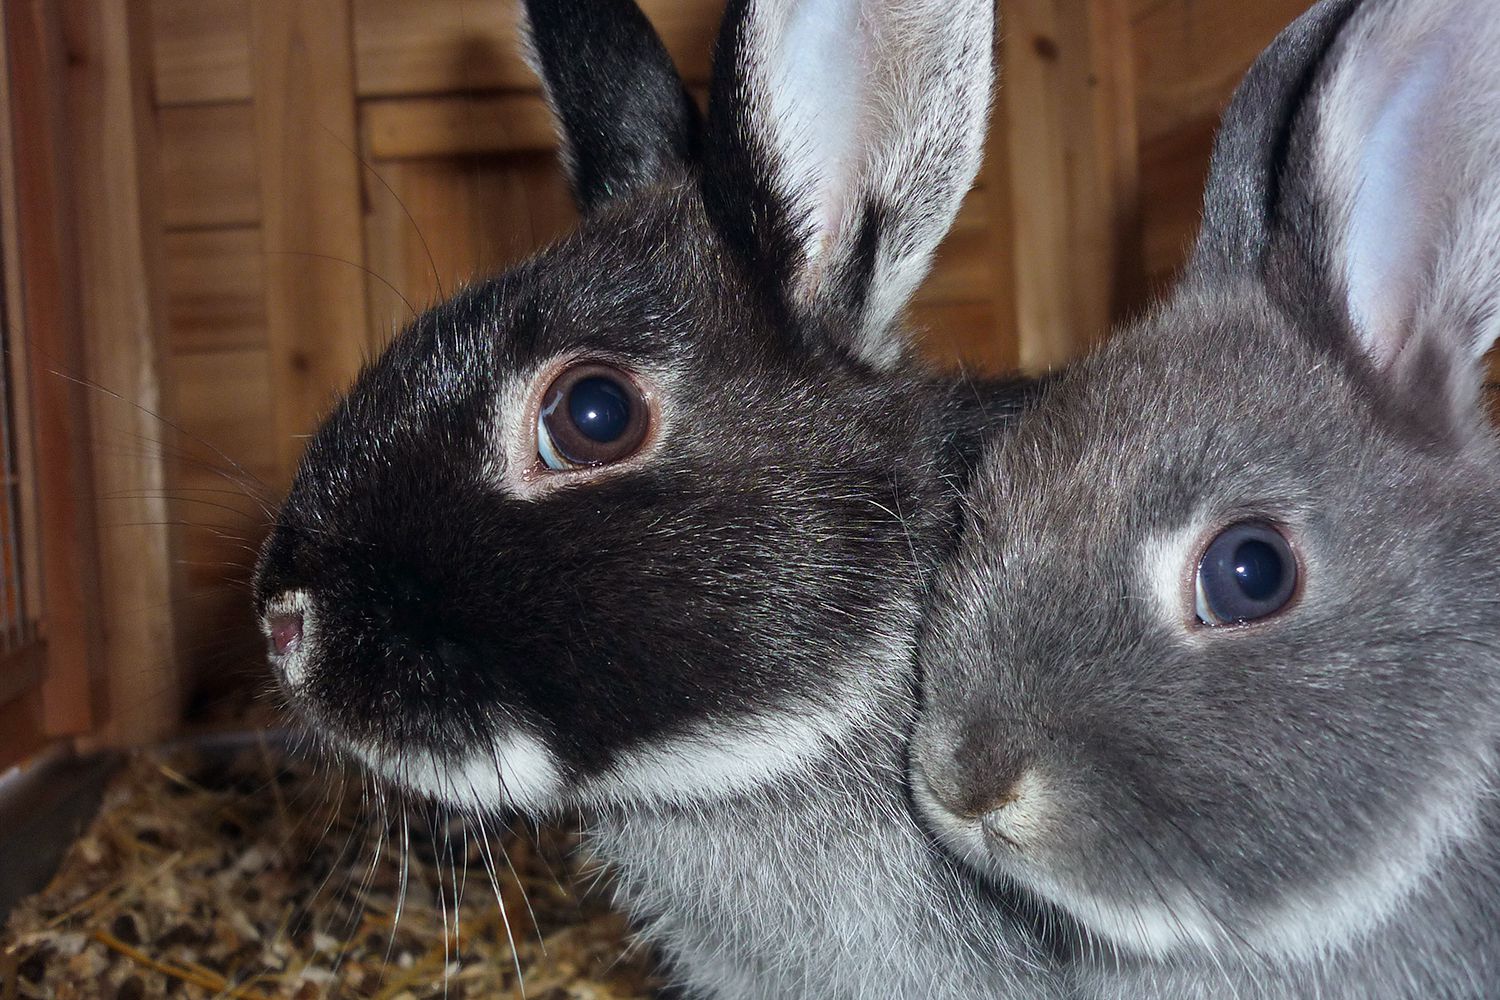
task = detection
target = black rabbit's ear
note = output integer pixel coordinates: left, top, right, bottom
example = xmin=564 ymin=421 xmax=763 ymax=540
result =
xmin=1194 ymin=0 xmax=1500 ymax=435
xmin=522 ymin=0 xmax=702 ymax=213
xmin=702 ymin=0 xmax=995 ymax=369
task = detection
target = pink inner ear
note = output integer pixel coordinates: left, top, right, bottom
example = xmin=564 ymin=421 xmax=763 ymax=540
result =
xmin=1342 ymin=37 xmax=1452 ymax=369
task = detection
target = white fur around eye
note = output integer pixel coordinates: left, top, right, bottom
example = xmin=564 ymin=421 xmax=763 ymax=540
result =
xmin=1138 ymin=520 xmax=1209 ymax=632
xmin=486 ymin=354 xmax=675 ymax=501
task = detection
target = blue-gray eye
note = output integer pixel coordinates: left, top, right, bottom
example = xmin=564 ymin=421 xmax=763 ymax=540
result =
xmin=537 ymin=362 xmax=649 ymax=471
xmin=1194 ymin=522 xmax=1298 ymax=626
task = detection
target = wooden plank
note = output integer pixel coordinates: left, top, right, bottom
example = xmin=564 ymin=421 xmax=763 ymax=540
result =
xmin=0 ymin=641 xmax=44 ymax=712
xmin=353 ymin=0 xmax=724 ymax=97
xmin=1133 ymin=0 xmax=1314 ymax=146
xmin=362 ymin=84 xmax=709 ymax=162
xmin=914 ymin=224 xmax=995 ymax=308
xmin=3 ymin=0 xmax=107 ymax=739
xmin=150 ymin=0 xmax=251 ymax=106
xmin=0 ymin=685 xmax=46 ymax=771
xmin=160 ymin=102 xmax=259 ymax=230
xmin=167 ymin=347 xmax=275 ymax=686
xmin=364 ymin=93 xmax=557 ymax=160
xmin=0 ymin=0 xmax=41 ymax=633
xmin=910 ymin=301 xmax=1008 ymax=375
xmin=1129 ymin=3 xmax=1314 ymax=290
xmin=169 ymin=348 xmax=277 ymax=486
xmin=1002 ymin=0 xmax=1142 ymax=372
xmin=975 ymin=78 xmax=1022 ymax=375
xmin=251 ymin=0 xmax=370 ymax=479
xmin=165 ymin=227 xmax=266 ymax=355
xmin=1138 ymin=113 xmax=1218 ymax=290
xmin=361 ymin=154 xmax=576 ymax=347
xmin=61 ymin=0 xmax=183 ymax=746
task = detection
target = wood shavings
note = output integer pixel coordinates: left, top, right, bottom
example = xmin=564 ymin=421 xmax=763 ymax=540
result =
xmin=0 ymin=741 xmax=658 ymax=999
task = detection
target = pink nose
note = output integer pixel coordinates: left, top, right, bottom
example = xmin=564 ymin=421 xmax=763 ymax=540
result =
xmin=269 ymin=613 xmax=303 ymax=657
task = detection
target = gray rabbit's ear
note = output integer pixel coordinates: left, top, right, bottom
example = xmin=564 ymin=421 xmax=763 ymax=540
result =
xmin=1197 ymin=0 xmax=1500 ymax=431
xmin=522 ymin=0 xmax=702 ymax=214
xmin=702 ymin=0 xmax=995 ymax=369
xmin=1186 ymin=0 xmax=1363 ymax=281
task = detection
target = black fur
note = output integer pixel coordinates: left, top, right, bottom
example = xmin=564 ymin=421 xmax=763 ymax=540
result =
xmin=527 ymin=0 xmax=702 ymax=212
xmin=256 ymin=191 xmax=1026 ymax=776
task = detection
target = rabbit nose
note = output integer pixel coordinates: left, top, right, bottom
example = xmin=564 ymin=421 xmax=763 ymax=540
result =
xmin=269 ymin=612 xmax=304 ymax=657
xmin=951 ymin=728 xmax=1036 ymax=819
xmin=263 ymin=590 xmax=313 ymax=687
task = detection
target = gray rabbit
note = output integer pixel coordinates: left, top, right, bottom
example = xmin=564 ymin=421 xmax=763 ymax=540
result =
xmin=254 ymin=0 xmax=1068 ymax=997
xmin=912 ymin=0 xmax=1500 ymax=996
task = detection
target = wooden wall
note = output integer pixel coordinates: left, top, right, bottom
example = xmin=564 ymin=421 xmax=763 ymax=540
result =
xmin=1133 ymin=0 xmax=1315 ymax=289
xmin=142 ymin=0 xmax=1373 ymax=726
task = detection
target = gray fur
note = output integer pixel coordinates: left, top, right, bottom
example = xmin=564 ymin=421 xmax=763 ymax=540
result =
xmin=912 ymin=0 xmax=1500 ymax=995
xmin=594 ymin=675 xmax=1060 ymax=1000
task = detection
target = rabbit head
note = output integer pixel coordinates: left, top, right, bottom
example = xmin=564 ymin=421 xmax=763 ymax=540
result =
xmin=912 ymin=0 xmax=1500 ymax=965
xmin=253 ymin=0 xmax=1000 ymax=816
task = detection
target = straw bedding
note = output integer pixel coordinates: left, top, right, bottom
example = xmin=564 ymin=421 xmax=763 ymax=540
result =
xmin=0 ymin=740 xmax=658 ymax=999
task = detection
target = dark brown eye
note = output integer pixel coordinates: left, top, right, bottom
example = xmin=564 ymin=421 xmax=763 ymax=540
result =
xmin=536 ymin=363 xmax=650 ymax=471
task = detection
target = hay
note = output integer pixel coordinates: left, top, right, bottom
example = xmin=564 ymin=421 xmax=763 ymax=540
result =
xmin=0 ymin=741 xmax=658 ymax=999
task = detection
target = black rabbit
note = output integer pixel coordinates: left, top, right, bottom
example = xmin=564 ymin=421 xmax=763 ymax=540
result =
xmin=255 ymin=1 xmax=1064 ymax=997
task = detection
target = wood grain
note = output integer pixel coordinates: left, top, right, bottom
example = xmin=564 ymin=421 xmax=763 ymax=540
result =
xmin=910 ymin=301 xmax=1009 ymax=375
xmin=363 ymin=92 xmax=558 ymax=160
xmin=353 ymin=0 xmax=724 ymax=97
xmin=251 ymin=0 xmax=371 ymax=479
xmin=0 ymin=686 xmax=46 ymax=771
xmin=969 ymin=81 xmax=1023 ymax=376
xmin=159 ymin=103 xmax=260 ymax=230
xmin=361 ymin=154 xmax=576 ymax=346
xmin=1133 ymin=0 xmax=1314 ymax=146
xmin=61 ymin=0 xmax=184 ymax=746
xmin=165 ymin=227 xmax=267 ymax=355
xmin=1130 ymin=0 xmax=1316 ymax=287
xmin=3 ymin=0 xmax=107 ymax=742
xmin=166 ymin=348 xmax=275 ymax=686
xmin=1002 ymin=0 xmax=1142 ymax=371
xmin=151 ymin=0 xmax=251 ymax=106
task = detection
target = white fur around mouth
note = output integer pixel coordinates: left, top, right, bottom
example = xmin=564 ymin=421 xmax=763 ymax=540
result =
xmin=909 ymin=767 xmax=999 ymax=871
xmin=361 ymin=730 xmax=566 ymax=813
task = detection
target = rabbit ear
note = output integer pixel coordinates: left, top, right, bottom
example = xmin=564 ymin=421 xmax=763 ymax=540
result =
xmin=702 ymin=0 xmax=994 ymax=368
xmin=1186 ymin=0 xmax=1363 ymax=281
xmin=1195 ymin=0 xmax=1500 ymax=430
xmin=522 ymin=0 xmax=702 ymax=213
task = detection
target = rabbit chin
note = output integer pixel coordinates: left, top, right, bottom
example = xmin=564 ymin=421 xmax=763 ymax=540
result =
xmin=354 ymin=700 xmax=869 ymax=815
xmin=917 ymin=772 xmax=1481 ymax=967
xmin=912 ymin=783 xmax=1232 ymax=959
xmin=357 ymin=730 xmax=568 ymax=814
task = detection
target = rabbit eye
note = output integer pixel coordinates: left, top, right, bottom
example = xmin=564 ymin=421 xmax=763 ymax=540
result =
xmin=536 ymin=363 xmax=650 ymax=471
xmin=1194 ymin=522 xmax=1298 ymax=626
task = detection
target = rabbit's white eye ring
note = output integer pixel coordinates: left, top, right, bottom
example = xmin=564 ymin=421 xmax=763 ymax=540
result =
xmin=535 ymin=362 xmax=651 ymax=471
xmin=1193 ymin=521 xmax=1300 ymax=627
